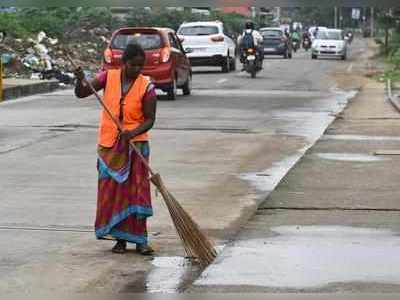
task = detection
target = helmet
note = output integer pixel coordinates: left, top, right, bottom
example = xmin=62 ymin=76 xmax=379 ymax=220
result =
xmin=245 ymin=20 xmax=255 ymax=30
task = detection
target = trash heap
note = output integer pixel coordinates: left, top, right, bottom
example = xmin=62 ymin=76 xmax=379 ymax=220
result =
xmin=0 ymin=27 xmax=111 ymax=85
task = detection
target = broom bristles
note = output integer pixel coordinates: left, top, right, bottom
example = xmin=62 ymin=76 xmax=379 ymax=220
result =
xmin=151 ymin=174 xmax=217 ymax=267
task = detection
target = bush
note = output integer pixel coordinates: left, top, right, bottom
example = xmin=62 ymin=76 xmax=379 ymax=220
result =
xmin=1 ymin=8 xmax=246 ymax=41
xmin=0 ymin=8 xmax=120 ymax=40
xmin=390 ymin=49 xmax=400 ymax=70
xmin=0 ymin=12 xmax=28 ymax=38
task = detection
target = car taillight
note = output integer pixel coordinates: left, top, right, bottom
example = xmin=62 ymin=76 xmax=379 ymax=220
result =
xmin=247 ymin=48 xmax=254 ymax=53
xmin=160 ymin=47 xmax=171 ymax=63
xmin=104 ymin=48 xmax=112 ymax=64
xmin=211 ymin=35 xmax=224 ymax=42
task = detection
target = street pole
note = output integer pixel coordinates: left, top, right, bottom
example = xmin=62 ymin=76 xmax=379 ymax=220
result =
xmin=334 ymin=6 xmax=338 ymax=28
xmin=370 ymin=7 xmax=375 ymax=37
xmin=276 ymin=6 xmax=281 ymax=21
xmin=339 ymin=7 xmax=343 ymax=29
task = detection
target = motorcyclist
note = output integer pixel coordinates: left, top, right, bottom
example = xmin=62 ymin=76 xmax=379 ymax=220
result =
xmin=291 ymin=29 xmax=301 ymax=52
xmin=237 ymin=20 xmax=264 ymax=66
xmin=302 ymin=30 xmax=311 ymax=49
xmin=302 ymin=30 xmax=311 ymax=41
xmin=291 ymin=29 xmax=301 ymax=43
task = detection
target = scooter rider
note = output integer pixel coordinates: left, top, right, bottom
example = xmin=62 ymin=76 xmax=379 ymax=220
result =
xmin=291 ymin=29 xmax=301 ymax=43
xmin=237 ymin=20 xmax=264 ymax=66
xmin=302 ymin=30 xmax=311 ymax=48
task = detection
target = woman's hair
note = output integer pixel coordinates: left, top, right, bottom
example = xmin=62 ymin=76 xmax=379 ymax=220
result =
xmin=122 ymin=43 xmax=145 ymax=63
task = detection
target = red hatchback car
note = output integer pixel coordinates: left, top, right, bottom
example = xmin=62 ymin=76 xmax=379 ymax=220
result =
xmin=103 ymin=27 xmax=192 ymax=100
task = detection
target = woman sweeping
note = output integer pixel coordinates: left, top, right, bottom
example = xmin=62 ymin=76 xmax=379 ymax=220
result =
xmin=74 ymin=43 xmax=157 ymax=255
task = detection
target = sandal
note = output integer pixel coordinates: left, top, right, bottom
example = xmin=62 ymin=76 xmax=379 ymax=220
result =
xmin=136 ymin=244 xmax=154 ymax=256
xmin=112 ymin=240 xmax=127 ymax=254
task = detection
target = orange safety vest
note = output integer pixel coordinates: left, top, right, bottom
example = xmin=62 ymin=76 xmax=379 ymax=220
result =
xmin=98 ymin=69 xmax=151 ymax=147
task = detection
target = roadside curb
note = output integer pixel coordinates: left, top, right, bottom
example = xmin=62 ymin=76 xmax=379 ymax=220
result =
xmin=2 ymin=79 xmax=59 ymax=101
xmin=387 ymin=79 xmax=400 ymax=113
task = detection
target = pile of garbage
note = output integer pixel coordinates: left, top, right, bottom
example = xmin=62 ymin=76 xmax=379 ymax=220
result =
xmin=0 ymin=27 xmax=111 ymax=85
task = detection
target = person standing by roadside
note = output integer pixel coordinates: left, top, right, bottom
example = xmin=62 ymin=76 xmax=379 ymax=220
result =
xmin=74 ymin=43 xmax=157 ymax=255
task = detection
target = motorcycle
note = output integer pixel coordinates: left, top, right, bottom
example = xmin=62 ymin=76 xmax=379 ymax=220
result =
xmin=303 ymin=38 xmax=311 ymax=51
xmin=242 ymin=47 xmax=262 ymax=78
xmin=292 ymin=39 xmax=300 ymax=53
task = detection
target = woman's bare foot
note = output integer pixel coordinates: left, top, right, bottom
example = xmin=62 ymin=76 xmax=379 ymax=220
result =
xmin=136 ymin=244 xmax=154 ymax=255
xmin=112 ymin=240 xmax=127 ymax=254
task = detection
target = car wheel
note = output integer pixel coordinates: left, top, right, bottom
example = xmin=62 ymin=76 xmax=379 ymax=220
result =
xmin=251 ymin=68 xmax=256 ymax=78
xmin=341 ymin=54 xmax=347 ymax=61
xmin=288 ymin=51 xmax=292 ymax=59
xmin=312 ymin=54 xmax=318 ymax=60
xmin=167 ymin=77 xmax=177 ymax=100
xmin=221 ymin=55 xmax=230 ymax=73
xmin=182 ymin=74 xmax=192 ymax=96
xmin=230 ymin=56 xmax=237 ymax=71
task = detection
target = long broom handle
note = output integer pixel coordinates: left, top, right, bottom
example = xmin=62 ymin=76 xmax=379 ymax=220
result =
xmin=67 ymin=55 xmax=156 ymax=177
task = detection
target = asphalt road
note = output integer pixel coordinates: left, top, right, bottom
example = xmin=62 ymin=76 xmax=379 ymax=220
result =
xmin=0 ymin=40 xmax=365 ymax=292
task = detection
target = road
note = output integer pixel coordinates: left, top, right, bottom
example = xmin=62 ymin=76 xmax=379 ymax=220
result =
xmin=0 ymin=40 xmax=365 ymax=292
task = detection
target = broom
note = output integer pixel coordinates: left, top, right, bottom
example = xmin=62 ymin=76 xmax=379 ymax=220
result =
xmin=67 ymin=56 xmax=217 ymax=267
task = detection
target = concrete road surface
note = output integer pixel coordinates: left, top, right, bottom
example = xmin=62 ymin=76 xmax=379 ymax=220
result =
xmin=0 ymin=39 xmax=366 ymax=292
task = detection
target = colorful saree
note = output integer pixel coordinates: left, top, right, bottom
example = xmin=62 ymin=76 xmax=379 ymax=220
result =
xmin=95 ymin=137 xmax=153 ymax=245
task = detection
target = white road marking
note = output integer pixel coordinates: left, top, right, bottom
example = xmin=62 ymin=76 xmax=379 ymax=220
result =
xmin=346 ymin=63 xmax=354 ymax=73
xmin=217 ymin=78 xmax=228 ymax=84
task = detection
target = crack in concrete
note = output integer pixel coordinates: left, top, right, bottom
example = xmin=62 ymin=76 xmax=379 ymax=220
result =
xmin=0 ymin=134 xmax=61 ymax=155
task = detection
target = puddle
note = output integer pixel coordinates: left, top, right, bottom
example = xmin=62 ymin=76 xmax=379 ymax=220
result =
xmin=195 ymin=226 xmax=400 ymax=288
xmin=145 ymin=257 xmax=199 ymax=293
xmin=141 ymin=246 xmax=226 ymax=293
xmin=271 ymin=90 xmax=357 ymax=143
xmin=316 ymin=153 xmax=386 ymax=162
xmin=240 ymin=90 xmax=357 ymax=194
xmin=323 ymin=135 xmax=400 ymax=141
xmin=240 ymin=155 xmax=300 ymax=192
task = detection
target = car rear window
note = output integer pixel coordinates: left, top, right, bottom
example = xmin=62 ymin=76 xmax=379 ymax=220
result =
xmin=178 ymin=26 xmax=219 ymax=36
xmin=316 ymin=31 xmax=343 ymax=40
xmin=111 ymin=32 xmax=163 ymax=50
xmin=261 ymin=30 xmax=282 ymax=38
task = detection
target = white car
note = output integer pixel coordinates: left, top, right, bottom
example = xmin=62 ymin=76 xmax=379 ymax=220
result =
xmin=177 ymin=21 xmax=237 ymax=73
xmin=311 ymin=29 xmax=348 ymax=60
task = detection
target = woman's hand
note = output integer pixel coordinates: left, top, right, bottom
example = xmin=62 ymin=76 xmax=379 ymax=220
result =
xmin=119 ymin=130 xmax=135 ymax=143
xmin=73 ymin=66 xmax=85 ymax=82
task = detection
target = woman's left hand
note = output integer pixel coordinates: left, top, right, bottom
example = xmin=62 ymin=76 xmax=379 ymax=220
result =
xmin=119 ymin=130 xmax=134 ymax=143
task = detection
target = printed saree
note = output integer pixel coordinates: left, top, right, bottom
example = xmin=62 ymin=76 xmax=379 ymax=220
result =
xmin=95 ymin=137 xmax=152 ymax=245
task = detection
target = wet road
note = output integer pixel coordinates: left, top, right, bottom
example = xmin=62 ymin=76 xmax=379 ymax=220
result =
xmin=0 ymin=40 xmax=365 ymax=292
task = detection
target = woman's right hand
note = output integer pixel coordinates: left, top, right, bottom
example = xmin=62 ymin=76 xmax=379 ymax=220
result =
xmin=74 ymin=66 xmax=85 ymax=82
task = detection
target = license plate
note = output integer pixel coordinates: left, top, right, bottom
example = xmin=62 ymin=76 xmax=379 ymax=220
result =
xmin=264 ymin=48 xmax=275 ymax=51
xmin=247 ymin=55 xmax=256 ymax=60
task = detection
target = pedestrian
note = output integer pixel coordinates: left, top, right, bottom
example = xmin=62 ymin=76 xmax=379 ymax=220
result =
xmin=73 ymin=43 xmax=157 ymax=255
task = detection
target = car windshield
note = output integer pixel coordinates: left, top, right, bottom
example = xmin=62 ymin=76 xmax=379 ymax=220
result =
xmin=261 ymin=30 xmax=282 ymax=38
xmin=316 ymin=31 xmax=343 ymax=40
xmin=111 ymin=32 xmax=162 ymax=50
xmin=178 ymin=26 xmax=219 ymax=36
